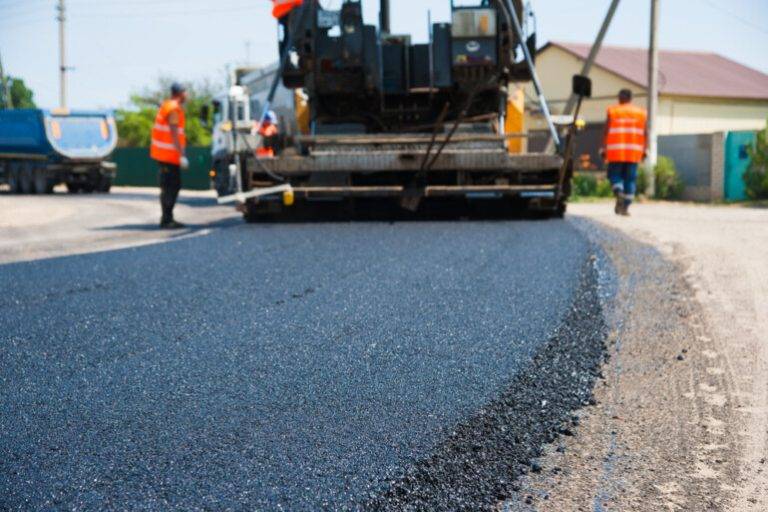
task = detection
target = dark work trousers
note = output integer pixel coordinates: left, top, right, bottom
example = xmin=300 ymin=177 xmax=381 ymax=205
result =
xmin=158 ymin=162 xmax=181 ymax=223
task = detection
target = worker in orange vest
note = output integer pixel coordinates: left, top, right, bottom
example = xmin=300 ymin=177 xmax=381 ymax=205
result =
xmin=255 ymin=111 xmax=279 ymax=157
xmin=600 ymin=89 xmax=648 ymax=216
xmin=150 ymin=82 xmax=188 ymax=229
xmin=272 ymin=0 xmax=303 ymax=19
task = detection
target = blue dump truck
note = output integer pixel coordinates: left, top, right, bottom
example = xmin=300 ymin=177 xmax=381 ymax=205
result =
xmin=0 ymin=109 xmax=118 ymax=194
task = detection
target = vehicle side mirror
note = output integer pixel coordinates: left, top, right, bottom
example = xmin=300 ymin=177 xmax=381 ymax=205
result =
xmin=199 ymin=104 xmax=210 ymax=127
xmin=572 ymin=75 xmax=592 ymax=98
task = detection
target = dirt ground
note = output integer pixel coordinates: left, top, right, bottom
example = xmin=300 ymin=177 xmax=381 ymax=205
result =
xmin=503 ymin=201 xmax=768 ymax=511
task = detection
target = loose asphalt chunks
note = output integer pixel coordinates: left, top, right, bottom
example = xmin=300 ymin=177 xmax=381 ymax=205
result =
xmin=366 ymin=254 xmax=608 ymax=511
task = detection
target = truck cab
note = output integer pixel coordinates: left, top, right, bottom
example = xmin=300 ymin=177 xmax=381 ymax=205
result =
xmin=211 ymin=86 xmax=252 ymax=161
xmin=208 ymin=65 xmax=298 ymax=196
xmin=209 ymin=85 xmax=254 ymax=196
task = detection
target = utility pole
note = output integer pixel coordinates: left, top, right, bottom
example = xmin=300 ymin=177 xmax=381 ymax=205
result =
xmin=0 ymin=48 xmax=12 ymax=109
xmin=546 ymin=0 xmax=621 ymax=152
xmin=57 ymin=0 xmax=67 ymax=108
xmin=561 ymin=0 xmax=621 ymax=117
xmin=647 ymin=0 xmax=660 ymax=196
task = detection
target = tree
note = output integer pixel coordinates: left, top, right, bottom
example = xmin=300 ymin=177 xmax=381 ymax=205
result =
xmin=744 ymin=120 xmax=768 ymax=200
xmin=115 ymin=77 xmax=218 ymax=147
xmin=0 ymin=76 xmax=36 ymax=109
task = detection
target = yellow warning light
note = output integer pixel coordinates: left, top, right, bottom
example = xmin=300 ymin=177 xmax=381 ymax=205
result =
xmin=282 ymin=189 xmax=295 ymax=206
xmin=575 ymin=119 xmax=586 ymax=130
xmin=209 ymin=169 xmax=217 ymax=178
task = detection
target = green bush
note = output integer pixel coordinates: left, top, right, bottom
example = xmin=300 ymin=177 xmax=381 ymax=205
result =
xmin=635 ymin=158 xmax=683 ymax=199
xmin=572 ymin=174 xmax=613 ymax=198
xmin=598 ymin=158 xmax=682 ymax=200
xmin=654 ymin=156 xmax=684 ymax=200
xmin=744 ymin=121 xmax=768 ymax=200
xmin=573 ymin=174 xmax=598 ymax=196
xmin=637 ymin=166 xmax=649 ymax=196
xmin=595 ymin=178 xmax=613 ymax=197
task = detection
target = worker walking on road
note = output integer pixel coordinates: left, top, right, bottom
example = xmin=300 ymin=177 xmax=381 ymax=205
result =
xmin=600 ymin=89 xmax=648 ymax=216
xmin=150 ymin=82 xmax=189 ymax=229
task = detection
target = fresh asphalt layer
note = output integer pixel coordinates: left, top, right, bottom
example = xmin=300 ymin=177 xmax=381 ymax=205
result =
xmin=1 ymin=220 xmax=598 ymax=510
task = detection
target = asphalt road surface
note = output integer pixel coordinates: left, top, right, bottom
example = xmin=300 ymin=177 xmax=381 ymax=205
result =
xmin=1 ymin=202 xmax=600 ymax=510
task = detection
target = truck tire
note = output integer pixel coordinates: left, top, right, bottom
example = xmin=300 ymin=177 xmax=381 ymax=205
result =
xmin=214 ymin=159 xmax=234 ymax=197
xmin=33 ymin=168 xmax=54 ymax=194
xmin=66 ymin=182 xmax=82 ymax=194
xmin=96 ymin=175 xmax=112 ymax=193
xmin=20 ymin=164 xmax=35 ymax=194
xmin=555 ymin=201 xmax=567 ymax=218
xmin=243 ymin=200 xmax=271 ymax=223
xmin=7 ymin=164 xmax=22 ymax=193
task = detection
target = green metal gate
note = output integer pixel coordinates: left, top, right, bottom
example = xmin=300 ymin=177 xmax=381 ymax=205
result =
xmin=111 ymin=147 xmax=212 ymax=190
xmin=724 ymin=131 xmax=756 ymax=201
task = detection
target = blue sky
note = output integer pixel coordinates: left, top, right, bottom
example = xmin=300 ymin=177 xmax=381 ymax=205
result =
xmin=1 ymin=0 xmax=767 ymax=109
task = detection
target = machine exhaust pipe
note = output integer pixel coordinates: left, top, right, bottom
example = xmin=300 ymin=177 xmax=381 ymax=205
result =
xmin=379 ymin=0 xmax=390 ymax=34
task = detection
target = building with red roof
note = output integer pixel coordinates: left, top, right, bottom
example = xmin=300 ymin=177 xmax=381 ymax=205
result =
xmin=527 ymin=42 xmax=768 ymax=135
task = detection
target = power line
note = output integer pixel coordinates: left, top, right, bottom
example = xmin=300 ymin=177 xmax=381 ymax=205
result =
xmin=0 ymin=2 xmax=262 ymax=29
xmin=701 ymin=0 xmax=768 ymax=37
xmin=74 ymin=4 xmax=261 ymax=19
xmin=0 ymin=15 xmax=52 ymax=29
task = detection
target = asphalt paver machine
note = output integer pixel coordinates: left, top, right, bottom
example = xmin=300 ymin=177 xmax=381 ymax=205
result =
xmin=219 ymin=0 xmax=592 ymax=220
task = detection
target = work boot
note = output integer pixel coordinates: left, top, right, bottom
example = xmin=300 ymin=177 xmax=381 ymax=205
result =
xmin=614 ymin=194 xmax=624 ymax=215
xmin=620 ymin=198 xmax=632 ymax=217
xmin=160 ymin=219 xmax=186 ymax=229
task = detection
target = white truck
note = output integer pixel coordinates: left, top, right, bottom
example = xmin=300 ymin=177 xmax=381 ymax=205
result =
xmin=207 ymin=65 xmax=298 ymax=197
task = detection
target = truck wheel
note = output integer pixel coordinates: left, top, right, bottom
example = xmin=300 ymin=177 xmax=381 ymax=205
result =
xmin=243 ymin=200 xmax=271 ymax=223
xmin=7 ymin=164 xmax=22 ymax=193
xmin=214 ymin=160 xmax=234 ymax=197
xmin=20 ymin=164 xmax=34 ymax=194
xmin=555 ymin=201 xmax=567 ymax=218
xmin=33 ymin=168 xmax=53 ymax=194
xmin=80 ymin=183 xmax=95 ymax=193
xmin=96 ymin=175 xmax=112 ymax=193
xmin=66 ymin=182 xmax=82 ymax=194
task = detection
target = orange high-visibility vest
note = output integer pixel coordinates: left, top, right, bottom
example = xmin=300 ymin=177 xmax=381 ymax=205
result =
xmin=150 ymin=99 xmax=186 ymax=165
xmin=256 ymin=122 xmax=279 ymax=157
xmin=604 ymin=103 xmax=647 ymax=164
xmin=272 ymin=0 xmax=303 ymax=19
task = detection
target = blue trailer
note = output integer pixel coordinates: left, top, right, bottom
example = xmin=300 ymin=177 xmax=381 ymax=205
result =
xmin=0 ymin=108 xmax=118 ymax=194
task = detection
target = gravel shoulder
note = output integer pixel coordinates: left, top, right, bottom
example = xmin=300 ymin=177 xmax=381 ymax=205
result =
xmin=505 ymin=202 xmax=767 ymax=511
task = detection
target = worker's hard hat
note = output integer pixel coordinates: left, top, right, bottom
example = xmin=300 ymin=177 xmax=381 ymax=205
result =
xmin=170 ymin=82 xmax=187 ymax=96
xmin=264 ymin=110 xmax=277 ymax=123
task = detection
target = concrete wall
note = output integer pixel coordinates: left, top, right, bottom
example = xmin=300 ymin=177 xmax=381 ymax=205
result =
xmin=528 ymin=46 xmax=768 ymax=136
xmin=658 ymin=133 xmax=724 ymax=201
